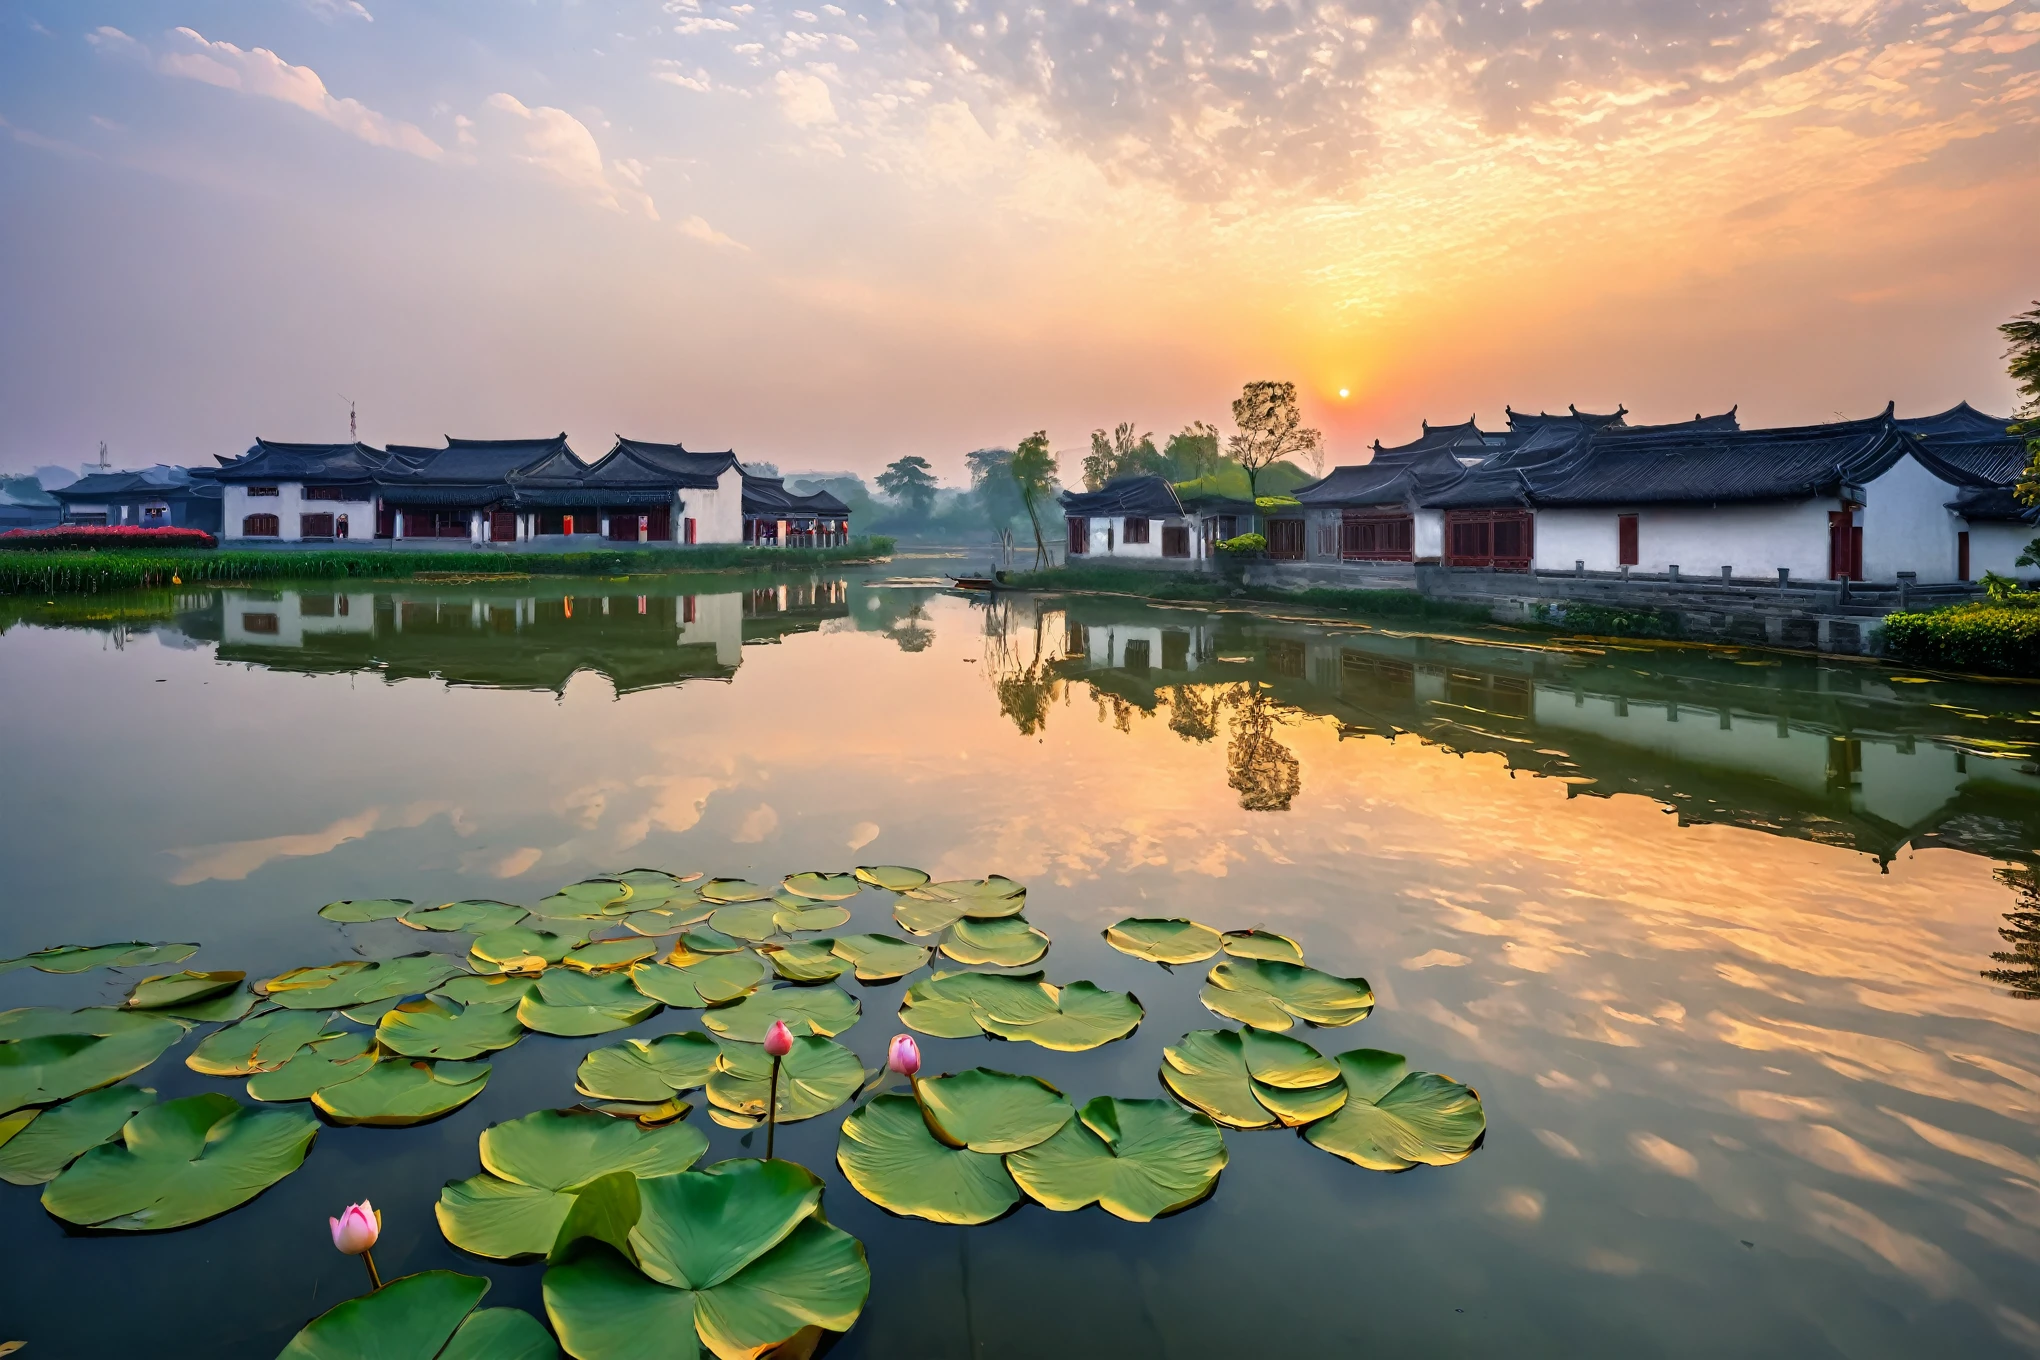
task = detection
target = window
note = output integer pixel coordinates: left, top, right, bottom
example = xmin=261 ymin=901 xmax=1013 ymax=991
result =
xmin=608 ymin=513 xmax=639 ymax=543
xmin=1443 ymin=510 xmax=1533 ymax=570
xmin=1959 ymin=530 xmax=1971 ymax=582
xmin=142 ymin=504 xmax=168 ymax=522
xmin=1162 ymin=525 xmax=1190 ymax=558
xmin=1123 ymin=638 xmax=1151 ymax=673
xmin=248 ymin=486 xmax=280 ymax=497
xmin=1067 ymin=517 xmax=1089 ymax=555
xmin=1123 ymin=517 xmax=1150 ymax=544
xmin=305 ymin=486 xmax=369 ymax=501
xmin=1340 ymin=513 xmax=1414 ymax=561
xmin=1618 ymin=513 xmax=1639 ymax=567
xmin=242 ymin=513 xmax=280 ymax=537
xmin=1316 ymin=522 xmax=1338 ymax=557
xmin=300 ymin=513 xmax=335 ymax=539
xmin=241 ymin=612 xmax=279 ymax=634
xmin=301 ymin=595 xmax=336 ymax=617
xmin=400 ymin=509 xmax=468 ymax=539
xmin=1268 ymin=519 xmax=1306 ymax=560
xmin=70 ymin=513 xmax=108 ymax=526
xmin=1265 ymin=638 xmax=1306 ymax=677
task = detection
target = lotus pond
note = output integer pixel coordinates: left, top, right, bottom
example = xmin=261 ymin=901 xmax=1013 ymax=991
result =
xmin=3 ymin=568 xmax=2040 ymax=1356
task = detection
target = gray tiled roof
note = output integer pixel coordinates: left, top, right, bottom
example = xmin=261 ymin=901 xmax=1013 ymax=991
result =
xmin=1059 ymin=475 xmax=1184 ymax=518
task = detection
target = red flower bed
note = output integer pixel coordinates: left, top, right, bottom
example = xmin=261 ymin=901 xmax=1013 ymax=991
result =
xmin=0 ymin=525 xmax=217 ymax=551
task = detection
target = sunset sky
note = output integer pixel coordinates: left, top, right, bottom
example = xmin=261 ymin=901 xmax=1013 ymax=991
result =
xmin=1 ymin=0 xmax=2035 ymax=481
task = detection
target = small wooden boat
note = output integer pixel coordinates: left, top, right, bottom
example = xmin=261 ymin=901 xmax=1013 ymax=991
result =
xmin=947 ymin=573 xmax=1000 ymax=592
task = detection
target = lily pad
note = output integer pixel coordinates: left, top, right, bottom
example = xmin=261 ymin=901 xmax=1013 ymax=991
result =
xmin=533 ymin=879 xmax=632 ymax=920
xmin=706 ymin=904 xmax=781 ymax=941
xmin=621 ymin=905 xmax=716 ymax=937
xmin=917 ymin=1069 xmax=1073 ymax=1153
xmin=576 ymin=1033 xmax=721 ymax=1103
xmin=314 ymin=1058 xmax=491 ymax=1126
xmin=706 ymin=1035 xmax=866 ymax=1128
xmin=562 ymin=939 xmax=659 ymax=973
xmin=976 ymin=981 xmax=1143 ymax=1052
xmin=1159 ymin=1028 xmax=1349 ymax=1129
xmin=854 ymin=865 xmax=930 ymax=892
xmin=896 ymin=970 xmax=1058 ymax=1040
xmin=629 ymin=953 xmax=765 ymax=1008
xmin=782 ymin=871 xmax=861 ymax=901
xmin=246 ymin=1032 xmax=376 ymax=1102
xmin=1200 ymin=959 xmax=1374 ymax=1031
xmin=1005 ymin=1096 xmax=1227 ymax=1222
xmin=472 ymin=927 xmax=582 ymax=971
xmin=438 ymin=1109 xmax=709 ymax=1260
xmin=828 ymin=934 xmax=930 ymax=983
xmin=700 ymin=878 xmax=772 ymax=904
xmin=585 ymin=1097 xmax=693 ymax=1129
xmin=158 ymin=985 xmax=260 ymax=1023
xmin=699 ymin=985 xmax=860 ymax=1043
xmin=440 ymin=1307 xmax=560 ymax=1360
xmin=0 ymin=1008 xmax=187 ymax=1115
xmin=893 ymin=885 xmax=1028 ymax=935
xmin=757 ymin=940 xmax=849 ymax=983
xmin=187 ymin=1009 xmax=335 ymax=1076
xmin=403 ymin=900 xmax=530 ymax=934
xmin=379 ymin=997 xmax=526 ymax=1061
xmin=773 ymin=901 xmax=851 ymax=933
xmin=263 ymin=955 xmax=469 ymax=1010
xmin=436 ymin=974 xmax=541 ymax=1007
xmin=837 ymin=1094 xmax=1021 ymax=1224
xmin=1302 ymin=1049 xmax=1486 ymax=1171
xmin=124 ymin=969 xmax=244 ymax=1010
xmin=1220 ymin=929 xmax=1304 ymax=964
xmin=0 ymin=1084 xmax=155 ymax=1185
xmin=277 ymin=1268 xmax=554 ymax=1360
xmin=0 ymin=942 xmax=198 ymax=976
xmin=671 ymin=927 xmax=747 ymax=957
xmin=520 ymin=971 xmax=661 ymax=1037
xmin=940 ymin=917 xmax=1050 ymax=968
xmin=42 ymin=1092 xmax=317 ymax=1230
xmin=1103 ymin=918 xmax=1222 ymax=965
xmin=318 ymin=899 xmax=414 ymax=923
xmin=542 ymin=1161 xmax=870 ymax=1360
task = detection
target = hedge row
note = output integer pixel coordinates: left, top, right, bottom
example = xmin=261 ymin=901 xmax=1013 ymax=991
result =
xmin=0 ymin=526 xmax=218 ymax=550
xmin=0 ymin=539 xmax=895 ymax=597
xmin=1532 ymin=601 xmax=1685 ymax=640
xmin=1880 ymin=601 xmax=2040 ymax=676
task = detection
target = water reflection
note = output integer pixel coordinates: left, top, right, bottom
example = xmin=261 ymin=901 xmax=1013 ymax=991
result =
xmin=1987 ymin=867 xmax=2040 ymax=1000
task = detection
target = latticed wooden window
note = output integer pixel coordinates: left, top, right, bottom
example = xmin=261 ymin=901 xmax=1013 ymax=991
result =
xmin=1123 ymin=517 xmax=1150 ymax=544
xmin=242 ymin=513 xmax=279 ymax=537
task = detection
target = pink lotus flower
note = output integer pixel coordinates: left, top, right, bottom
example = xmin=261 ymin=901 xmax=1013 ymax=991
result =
xmin=887 ymin=1033 xmax=921 ymax=1079
xmin=763 ymin=1020 xmax=794 ymax=1058
xmin=330 ymin=1201 xmax=380 ymax=1255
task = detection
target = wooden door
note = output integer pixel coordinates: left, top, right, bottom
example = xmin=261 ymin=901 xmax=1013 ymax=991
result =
xmin=489 ymin=511 xmax=517 ymax=542
xmin=1067 ymin=517 xmax=1088 ymax=555
xmin=1618 ymin=514 xmax=1638 ymax=566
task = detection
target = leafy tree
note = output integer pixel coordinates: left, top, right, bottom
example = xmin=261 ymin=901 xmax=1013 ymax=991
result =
xmin=2008 ymin=302 xmax=2040 ymax=509
xmin=965 ymin=447 xmax=1027 ymax=534
xmin=1227 ymin=382 xmax=1321 ymax=516
xmin=1162 ymin=422 xmax=1222 ymax=482
xmin=1082 ymin=423 xmax=1162 ymax=490
xmin=744 ymin=461 xmax=782 ymax=479
xmin=1010 ymin=431 xmax=1060 ymax=569
xmin=876 ymin=454 xmax=938 ymax=517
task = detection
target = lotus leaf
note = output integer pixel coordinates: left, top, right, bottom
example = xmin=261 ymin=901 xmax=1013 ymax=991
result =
xmin=436 ymin=974 xmax=541 ymax=1006
xmin=379 ymin=997 xmax=526 ymax=1061
xmin=246 ymin=1032 xmax=376 ymax=1101
xmin=544 ymin=1161 xmax=869 ymax=1360
xmin=563 ymin=939 xmax=659 ymax=973
xmin=615 ymin=868 xmax=698 ymax=890
xmin=155 ymin=984 xmax=260 ymax=1023
xmin=976 ymin=981 xmax=1143 ymax=1052
xmin=1005 ymin=1096 xmax=1227 ymax=1222
xmin=438 ymin=1109 xmax=708 ymax=1260
xmin=586 ymin=1096 xmax=692 ymax=1128
xmin=403 ymin=900 xmax=531 ymax=934
xmin=672 ymin=927 xmax=746 ymax=957
xmin=277 ymin=1268 xmax=554 ymax=1360
xmin=533 ymin=879 xmax=632 ymax=919
xmin=42 ymin=1092 xmax=316 ymax=1230
xmin=893 ymin=886 xmax=1027 ymax=935
xmin=1103 ymin=918 xmax=1222 ymax=965
xmin=922 ymin=876 xmax=1026 ymax=905
xmin=940 ymin=917 xmax=1049 ymax=967
xmin=124 ymin=969 xmax=243 ymax=1010
xmin=772 ymin=901 xmax=851 ymax=933
xmin=705 ymin=905 xmax=780 ymax=941
xmin=0 ymin=1085 xmax=155 ymax=1185
xmin=705 ymin=1035 xmax=865 ymax=1129
xmin=1220 ymin=929 xmax=1304 ymax=964
xmin=700 ymin=878 xmax=771 ymax=904
xmin=1158 ymin=1030 xmax=1277 ymax=1130
xmin=1238 ymin=1027 xmax=1342 ymax=1088
xmin=1252 ymin=1080 xmax=1349 ymax=1126
xmin=782 ymin=871 xmax=861 ymax=901
xmin=826 ymin=934 xmax=929 ymax=983
xmin=342 ymin=998 xmax=405 ymax=1025
xmin=0 ymin=1009 xmax=186 ymax=1115
xmin=621 ymin=906 xmax=716 ymax=937
xmin=1302 ymin=1049 xmax=1486 ymax=1171
xmin=917 ymin=1069 xmax=1073 ymax=1153
xmin=473 ymin=927 xmax=583 ymax=970
xmin=896 ymin=970 xmax=1058 ymax=1039
xmin=629 ymin=954 xmax=764 ymax=1008
xmin=315 ymin=1057 xmax=490 ymax=1126
xmin=318 ymin=899 xmax=414 ymax=923
xmin=757 ymin=940 xmax=848 ymax=983
xmin=837 ymin=1094 xmax=1021 ymax=1224
xmin=518 ymin=972 xmax=660 ymax=1037
xmin=263 ymin=955 xmax=469 ymax=1010
xmin=699 ymin=985 xmax=860 ymax=1043
xmin=187 ymin=1009 xmax=334 ymax=1075
xmin=854 ymin=865 xmax=929 ymax=892
xmin=1201 ymin=959 xmax=1374 ymax=1030
xmin=0 ymin=942 xmax=198 ymax=976
xmin=576 ymin=1033 xmax=721 ymax=1103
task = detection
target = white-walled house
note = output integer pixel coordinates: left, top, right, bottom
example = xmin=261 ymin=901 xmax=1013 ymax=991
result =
xmin=1060 ymin=475 xmax=1201 ymax=563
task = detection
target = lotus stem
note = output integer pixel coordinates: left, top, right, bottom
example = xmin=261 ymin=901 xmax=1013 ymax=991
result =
xmin=765 ymin=1054 xmax=781 ymax=1161
xmin=362 ymin=1248 xmax=382 ymax=1291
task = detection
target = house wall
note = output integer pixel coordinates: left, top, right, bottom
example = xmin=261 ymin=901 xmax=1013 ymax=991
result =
xmin=1414 ymin=508 xmax=1445 ymax=560
xmin=1074 ymin=513 xmax=1195 ymax=560
xmin=222 ymin=482 xmax=371 ymax=542
xmin=219 ymin=589 xmax=376 ymax=647
xmin=1965 ymin=522 xmax=2040 ymax=580
xmin=687 ymin=470 xmax=745 ymax=544
xmin=1860 ymin=455 xmax=1963 ymax=583
xmin=683 ymin=589 xmax=745 ymax=666
xmin=1533 ymin=500 xmax=1838 ymax=579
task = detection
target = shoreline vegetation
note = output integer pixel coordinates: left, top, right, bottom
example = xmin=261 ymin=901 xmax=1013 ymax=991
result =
xmin=997 ymin=564 xmax=1497 ymax=626
xmin=0 ymin=539 xmax=895 ymax=597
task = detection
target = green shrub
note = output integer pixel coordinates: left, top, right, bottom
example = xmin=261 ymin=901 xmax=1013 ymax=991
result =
xmin=1532 ymin=601 xmax=1685 ymax=640
xmin=1217 ymin=533 xmax=1266 ymax=554
xmin=1881 ymin=602 xmax=2040 ymax=676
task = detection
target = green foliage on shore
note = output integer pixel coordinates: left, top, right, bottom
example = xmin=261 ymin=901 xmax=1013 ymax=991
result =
xmin=0 ymin=539 xmax=895 ymax=597
xmin=1881 ymin=598 xmax=2040 ymax=677
xmin=1000 ymin=563 xmax=1494 ymax=623
xmin=1532 ymin=601 xmax=1686 ymax=640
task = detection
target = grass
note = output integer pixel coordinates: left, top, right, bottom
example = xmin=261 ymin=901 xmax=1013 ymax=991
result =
xmin=1000 ymin=563 xmax=1497 ymax=625
xmin=0 ymin=539 xmax=895 ymax=597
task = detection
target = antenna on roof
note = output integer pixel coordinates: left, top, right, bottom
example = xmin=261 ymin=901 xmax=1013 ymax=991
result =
xmin=341 ymin=395 xmax=356 ymax=442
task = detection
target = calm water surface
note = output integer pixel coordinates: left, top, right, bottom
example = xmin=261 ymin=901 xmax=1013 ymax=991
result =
xmin=4 ymin=567 xmax=2040 ymax=1357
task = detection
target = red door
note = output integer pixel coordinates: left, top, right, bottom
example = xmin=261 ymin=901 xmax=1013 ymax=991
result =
xmin=1829 ymin=511 xmax=1861 ymax=580
xmin=1068 ymin=517 xmax=1089 ymax=555
xmin=489 ymin=511 xmax=516 ymax=542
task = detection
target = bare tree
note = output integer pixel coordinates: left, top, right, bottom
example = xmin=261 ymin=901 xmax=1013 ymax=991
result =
xmin=1227 ymin=381 xmax=1322 ymax=510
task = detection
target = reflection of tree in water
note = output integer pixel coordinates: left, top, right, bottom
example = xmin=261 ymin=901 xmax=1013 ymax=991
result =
xmin=1166 ymin=685 xmax=1221 ymax=743
xmin=885 ymin=602 xmax=935 ymax=653
xmin=1226 ymin=684 xmax=1300 ymax=811
xmin=983 ymin=600 xmax=1064 ymax=736
xmin=1983 ymin=865 xmax=2040 ymax=999
xmin=1094 ymin=689 xmax=1138 ymax=733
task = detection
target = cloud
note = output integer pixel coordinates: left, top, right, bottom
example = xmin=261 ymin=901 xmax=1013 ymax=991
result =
xmin=654 ymin=61 xmax=715 ymax=92
xmin=678 ymin=214 xmax=749 ymax=250
xmin=485 ymin=93 xmax=658 ymax=217
xmin=166 ymin=802 xmax=457 ymax=883
xmin=846 ymin=821 xmax=880 ymax=850
xmin=303 ymin=0 xmax=374 ymax=21
xmin=732 ymin=803 xmax=780 ymax=842
xmin=774 ymin=69 xmax=838 ymax=126
xmin=156 ymin=28 xmax=439 ymax=159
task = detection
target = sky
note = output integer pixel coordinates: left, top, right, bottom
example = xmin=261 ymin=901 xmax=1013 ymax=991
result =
xmin=0 ymin=0 xmax=2036 ymax=483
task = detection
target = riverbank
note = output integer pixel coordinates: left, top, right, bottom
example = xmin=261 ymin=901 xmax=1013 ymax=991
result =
xmin=0 ymin=539 xmax=894 ymax=596
xmin=999 ymin=564 xmax=1500 ymax=627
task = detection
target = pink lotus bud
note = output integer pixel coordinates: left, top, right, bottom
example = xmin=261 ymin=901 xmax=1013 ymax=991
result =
xmin=763 ymin=1020 xmax=794 ymax=1058
xmin=887 ymin=1033 xmax=921 ymax=1079
xmin=329 ymin=1201 xmax=380 ymax=1255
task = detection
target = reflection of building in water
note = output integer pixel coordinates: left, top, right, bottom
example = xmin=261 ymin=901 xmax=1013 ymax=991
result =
xmin=187 ymin=578 xmax=849 ymax=694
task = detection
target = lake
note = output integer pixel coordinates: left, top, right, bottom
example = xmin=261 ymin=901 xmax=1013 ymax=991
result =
xmin=3 ymin=564 xmax=2039 ymax=1357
